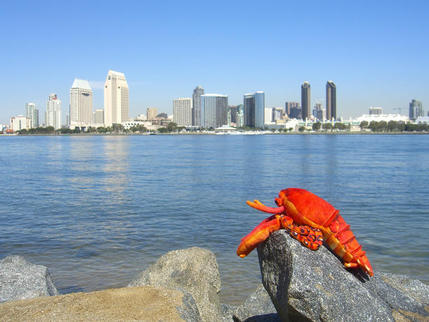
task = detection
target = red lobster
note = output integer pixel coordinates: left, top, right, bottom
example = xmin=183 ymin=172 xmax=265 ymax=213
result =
xmin=237 ymin=188 xmax=373 ymax=276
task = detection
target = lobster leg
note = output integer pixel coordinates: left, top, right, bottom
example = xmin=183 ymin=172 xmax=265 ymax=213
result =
xmin=281 ymin=216 xmax=324 ymax=251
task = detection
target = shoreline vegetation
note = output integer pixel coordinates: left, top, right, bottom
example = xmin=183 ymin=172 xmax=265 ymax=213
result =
xmin=2 ymin=120 xmax=429 ymax=136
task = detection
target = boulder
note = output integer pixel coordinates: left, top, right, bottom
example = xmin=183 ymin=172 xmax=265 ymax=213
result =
xmin=0 ymin=286 xmax=200 ymax=321
xmin=129 ymin=247 xmax=222 ymax=322
xmin=0 ymin=255 xmax=58 ymax=303
xmin=257 ymin=230 xmax=429 ymax=321
xmin=232 ymin=284 xmax=280 ymax=322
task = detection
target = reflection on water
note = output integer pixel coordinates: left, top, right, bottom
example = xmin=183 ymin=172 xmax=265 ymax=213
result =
xmin=102 ymin=137 xmax=130 ymax=197
xmin=0 ymin=135 xmax=428 ymax=305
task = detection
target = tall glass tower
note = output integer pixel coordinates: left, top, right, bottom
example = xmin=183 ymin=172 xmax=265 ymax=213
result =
xmin=46 ymin=94 xmax=62 ymax=129
xmin=326 ymin=81 xmax=336 ymax=120
xmin=25 ymin=102 xmax=39 ymax=128
xmin=192 ymin=86 xmax=204 ymax=126
xmin=409 ymin=99 xmax=423 ymax=120
xmin=201 ymin=94 xmax=228 ymax=128
xmin=301 ymin=82 xmax=311 ymax=120
xmin=244 ymin=91 xmax=265 ymax=128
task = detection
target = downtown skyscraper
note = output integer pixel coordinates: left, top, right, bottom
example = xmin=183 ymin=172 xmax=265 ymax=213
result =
xmin=46 ymin=94 xmax=62 ymax=129
xmin=326 ymin=81 xmax=336 ymax=120
xmin=301 ymin=82 xmax=311 ymax=120
xmin=201 ymin=94 xmax=228 ymax=128
xmin=69 ymin=79 xmax=93 ymax=129
xmin=192 ymin=85 xmax=204 ymax=126
xmin=104 ymin=70 xmax=129 ymax=127
xmin=173 ymin=98 xmax=193 ymax=126
xmin=25 ymin=102 xmax=39 ymax=128
xmin=409 ymin=99 xmax=423 ymax=120
xmin=244 ymin=91 xmax=265 ymax=128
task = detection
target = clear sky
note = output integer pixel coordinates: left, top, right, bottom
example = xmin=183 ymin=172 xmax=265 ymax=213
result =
xmin=1 ymin=0 xmax=428 ymax=124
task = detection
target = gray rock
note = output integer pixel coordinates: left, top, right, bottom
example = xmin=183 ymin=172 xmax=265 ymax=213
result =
xmin=257 ymin=230 xmax=395 ymax=321
xmin=129 ymin=247 xmax=222 ymax=322
xmin=0 ymin=255 xmax=58 ymax=303
xmin=177 ymin=290 xmax=203 ymax=322
xmin=221 ymin=303 xmax=236 ymax=322
xmin=371 ymin=272 xmax=429 ymax=305
xmin=364 ymin=272 xmax=429 ymax=321
xmin=233 ymin=284 xmax=280 ymax=322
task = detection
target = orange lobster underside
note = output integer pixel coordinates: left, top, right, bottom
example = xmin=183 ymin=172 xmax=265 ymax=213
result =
xmin=237 ymin=188 xmax=374 ymax=276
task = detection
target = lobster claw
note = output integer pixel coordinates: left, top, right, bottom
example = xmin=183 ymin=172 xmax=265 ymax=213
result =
xmin=236 ymin=214 xmax=282 ymax=258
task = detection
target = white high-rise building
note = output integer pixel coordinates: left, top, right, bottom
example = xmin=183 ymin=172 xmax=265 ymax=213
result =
xmin=264 ymin=107 xmax=273 ymax=124
xmin=93 ymin=109 xmax=104 ymax=125
xmin=70 ymin=79 xmax=93 ymax=129
xmin=10 ymin=115 xmax=30 ymax=132
xmin=25 ymin=102 xmax=39 ymax=128
xmin=104 ymin=70 xmax=129 ymax=126
xmin=46 ymin=94 xmax=62 ymax=129
xmin=173 ymin=98 xmax=192 ymax=126
xmin=201 ymin=94 xmax=228 ymax=129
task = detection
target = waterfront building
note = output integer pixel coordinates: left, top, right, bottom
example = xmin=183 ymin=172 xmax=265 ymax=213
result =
xmin=326 ymin=81 xmax=336 ymax=120
xmin=122 ymin=120 xmax=155 ymax=130
xmin=104 ymin=70 xmax=129 ymax=126
xmin=229 ymin=105 xmax=238 ymax=124
xmin=369 ymin=107 xmax=383 ymax=115
xmin=201 ymin=94 xmax=228 ymax=129
xmin=136 ymin=113 xmax=147 ymax=121
xmin=285 ymin=102 xmax=300 ymax=119
xmin=46 ymin=94 xmax=62 ymax=129
xmin=192 ymin=86 xmax=204 ymax=126
xmin=147 ymin=107 xmax=158 ymax=121
xmin=285 ymin=102 xmax=299 ymax=117
xmin=313 ymin=103 xmax=325 ymax=121
xmin=355 ymin=113 xmax=409 ymax=123
xmin=93 ymin=109 xmax=104 ymax=125
xmin=264 ymin=107 xmax=273 ymax=124
xmin=244 ymin=91 xmax=265 ymax=128
xmin=173 ymin=97 xmax=193 ymax=126
xmin=10 ymin=115 xmax=30 ymax=132
xmin=272 ymin=107 xmax=284 ymax=122
xmin=70 ymin=78 xmax=93 ymax=129
xmin=25 ymin=102 xmax=39 ymax=128
xmin=301 ymin=82 xmax=311 ymax=120
xmin=236 ymin=104 xmax=244 ymax=127
xmin=416 ymin=116 xmax=429 ymax=124
xmin=409 ymin=99 xmax=423 ymax=120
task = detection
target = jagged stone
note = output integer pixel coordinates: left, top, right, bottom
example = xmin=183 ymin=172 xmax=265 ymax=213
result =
xmin=0 ymin=255 xmax=58 ymax=303
xmin=129 ymin=247 xmax=222 ymax=322
xmin=0 ymin=286 xmax=200 ymax=321
xmin=233 ymin=284 xmax=280 ymax=322
xmin=257 ymin=230 xmax=429 ymax=321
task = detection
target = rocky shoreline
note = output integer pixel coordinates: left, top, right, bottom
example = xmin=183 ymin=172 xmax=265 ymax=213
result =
xmin=1 ymin=234 xmax=428 ymax=321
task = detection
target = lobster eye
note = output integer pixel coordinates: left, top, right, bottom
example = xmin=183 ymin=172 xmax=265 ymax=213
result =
xmin=275 ymin=198 xmax=282 ymax=206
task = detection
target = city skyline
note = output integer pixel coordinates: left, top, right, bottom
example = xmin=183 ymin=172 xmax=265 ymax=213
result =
xmin=0 ymin=1 xmax=428 ymax=123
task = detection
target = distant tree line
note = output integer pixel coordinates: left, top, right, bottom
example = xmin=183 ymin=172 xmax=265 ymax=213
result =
xmin=360 ymin=121 xmax=429 ymax=132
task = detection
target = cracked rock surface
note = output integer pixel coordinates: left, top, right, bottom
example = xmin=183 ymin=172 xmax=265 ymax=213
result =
xmin=257 ymin=230 xmax=429 ymax=321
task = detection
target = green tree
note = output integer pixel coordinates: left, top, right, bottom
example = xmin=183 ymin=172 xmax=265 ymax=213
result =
xmin=360 ymin=121 xmax=368 ymax=129
xmin=312 ymin=122 xmax=321 ymax=131
xmin=112 ymin=124 xmax=124 ymax=133
xmin=322 ymin=123 xmax=333 ymax=131
xmin=166 ymin=122 xmax=178 ymax=132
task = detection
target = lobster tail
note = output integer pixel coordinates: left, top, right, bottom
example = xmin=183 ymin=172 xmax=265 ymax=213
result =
xmin=327 ymin=213 xmax=374 ymax=276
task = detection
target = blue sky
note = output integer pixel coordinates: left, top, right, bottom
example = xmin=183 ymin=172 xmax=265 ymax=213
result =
xmin=0 ymin=0 xmax=428 ymax=123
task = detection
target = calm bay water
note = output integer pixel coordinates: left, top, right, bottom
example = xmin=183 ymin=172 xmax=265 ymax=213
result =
xmin=0 ymin=134 xmax=428 ymax=304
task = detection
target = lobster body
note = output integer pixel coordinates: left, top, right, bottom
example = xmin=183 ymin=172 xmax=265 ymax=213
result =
xmin=237 ymin=188 xmax=373 ymax=276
